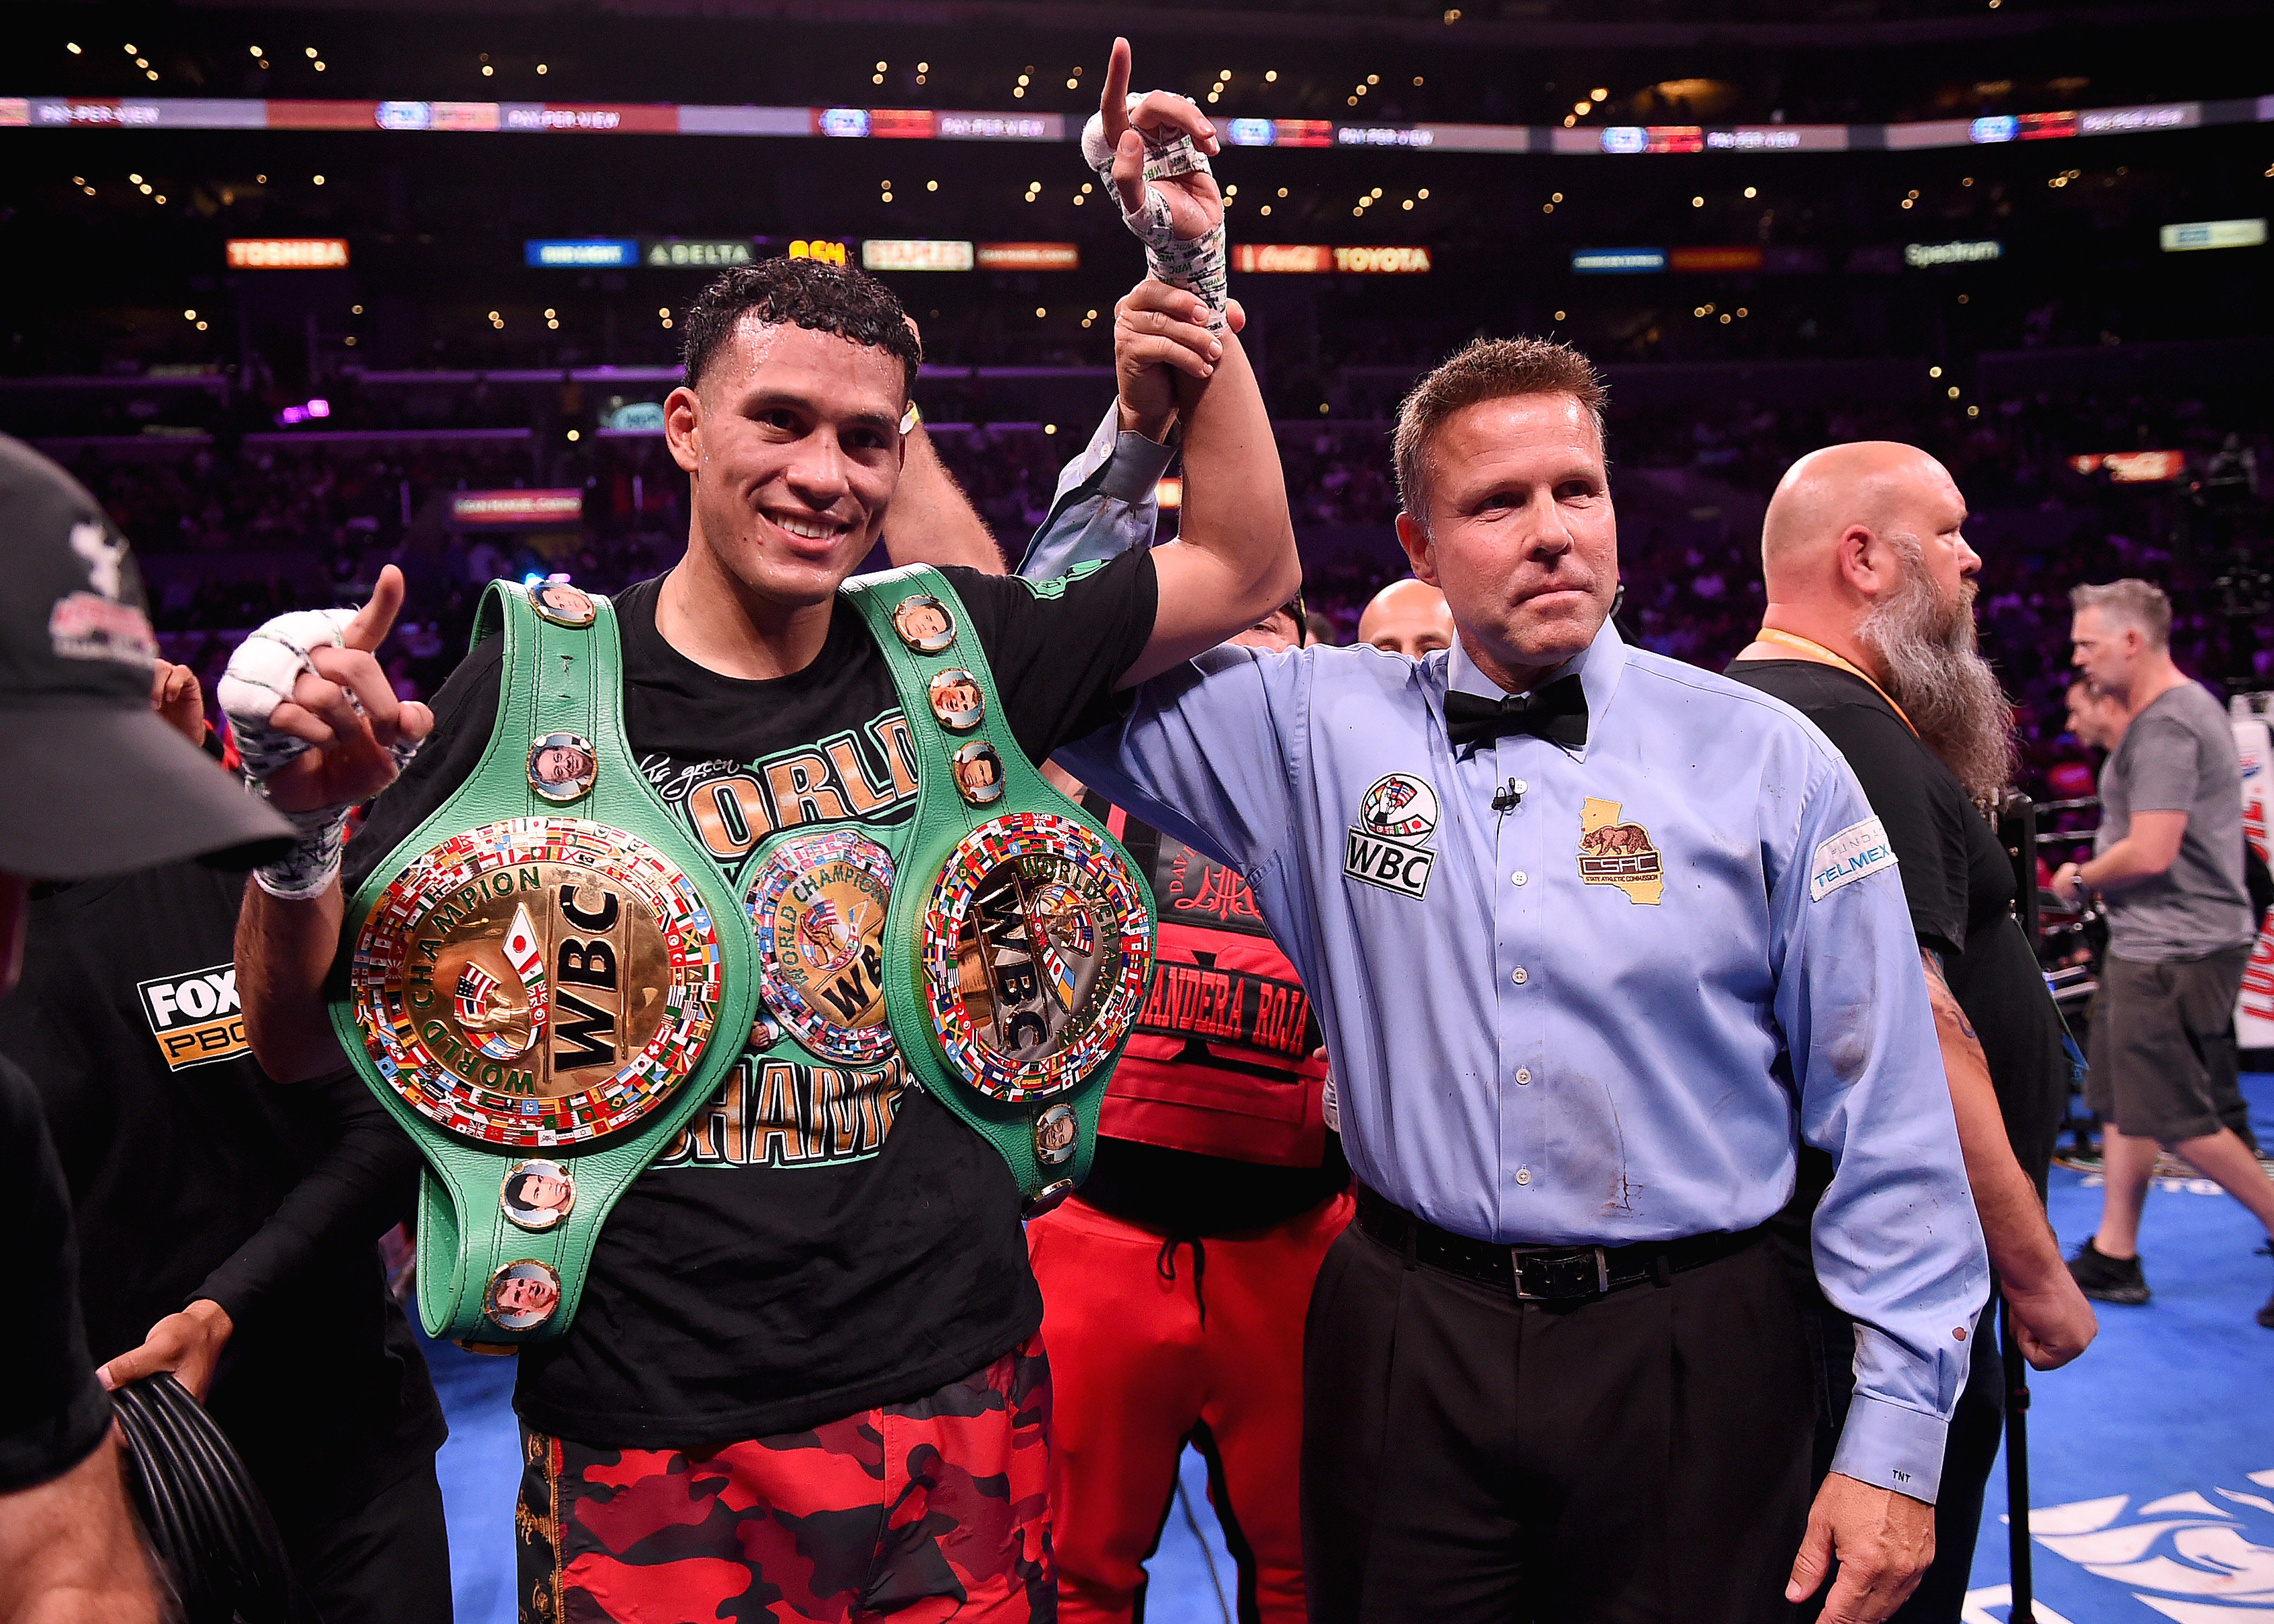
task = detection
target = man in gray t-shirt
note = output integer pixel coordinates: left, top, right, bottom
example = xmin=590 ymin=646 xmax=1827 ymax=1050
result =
xmin=2054 ymin=579 xmax=2273 ymax=1330
xmin=2093 ymin=682 xmax=2252 ymax=959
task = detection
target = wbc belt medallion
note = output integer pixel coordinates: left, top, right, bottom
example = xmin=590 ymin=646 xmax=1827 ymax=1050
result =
xmin=348 ymin=816 xmax=726 ymax=1148
xmin=922 ymin=812 xmax=1152 ymax=1103
xmin=746 ymin=829 xmax=897 ymax=1065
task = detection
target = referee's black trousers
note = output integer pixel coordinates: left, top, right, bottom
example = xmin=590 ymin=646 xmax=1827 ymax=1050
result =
xmin=1301 ymin=1220 xmax=1814 ymax=1623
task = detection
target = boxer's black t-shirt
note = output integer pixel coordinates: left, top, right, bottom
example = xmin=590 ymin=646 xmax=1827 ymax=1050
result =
xmin=336 ymin=556 xmax=1157 ymax=1445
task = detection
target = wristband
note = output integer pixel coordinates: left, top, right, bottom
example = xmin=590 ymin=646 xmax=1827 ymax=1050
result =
xmin=1082 ymin=96 xmax=1229 ymax=330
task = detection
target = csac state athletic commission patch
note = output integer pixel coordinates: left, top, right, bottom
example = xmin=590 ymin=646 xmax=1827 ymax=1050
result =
xmin=1345 ymin=771 xmax=1439 ymax=899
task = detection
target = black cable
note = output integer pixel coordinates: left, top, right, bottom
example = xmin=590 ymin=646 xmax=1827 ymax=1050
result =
xmin=143 ymin=1380 xmax=268 ymax=1612
xmin=155 ymin=1377 xmax=310 ymax=1624
xmin=112 ymin=1373 xmax=318 ymax=1624
xmin=113 ymin=1394 xmax=199 ymax=1586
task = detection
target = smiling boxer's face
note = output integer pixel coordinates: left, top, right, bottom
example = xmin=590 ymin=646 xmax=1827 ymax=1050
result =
xmin=666 ymin=319 xmax=906 ymax=612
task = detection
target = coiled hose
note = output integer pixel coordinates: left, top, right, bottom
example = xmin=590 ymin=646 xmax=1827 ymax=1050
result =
xmin=112 ymin=1374 xmax=321 ymax=1623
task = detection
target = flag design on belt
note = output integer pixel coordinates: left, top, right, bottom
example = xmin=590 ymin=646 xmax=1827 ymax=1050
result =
xmin=456 ymin=962 xmax=502 ymax=1025
xmin=503 ymin=902 xmax=550 ymax=1041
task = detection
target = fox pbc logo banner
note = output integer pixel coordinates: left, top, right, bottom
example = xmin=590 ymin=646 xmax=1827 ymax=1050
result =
xmin=1577 ymin=798 xmax=1663 ymax=905
xmin=138 ymin=963 xmax=249 ymax=1071
xmin=1344 ymin=771 xmax=1439 ymax=899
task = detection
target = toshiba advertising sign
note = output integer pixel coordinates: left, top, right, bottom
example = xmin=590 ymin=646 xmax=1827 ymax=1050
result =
xmin=226 ymin=237 xmax=348 ymax=269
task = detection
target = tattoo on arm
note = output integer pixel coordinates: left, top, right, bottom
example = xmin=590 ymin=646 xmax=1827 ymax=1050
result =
xmin=1921 ymin=948 xmax=1979 ymax=1042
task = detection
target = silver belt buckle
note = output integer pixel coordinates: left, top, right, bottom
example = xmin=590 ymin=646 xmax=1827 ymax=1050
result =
xmin=1511 ymin=1245 xmax=1611 ymax=1300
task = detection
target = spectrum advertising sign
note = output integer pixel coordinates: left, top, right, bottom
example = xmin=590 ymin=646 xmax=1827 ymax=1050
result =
xmin=1904 ymin=239 xmax=2003 ymax=267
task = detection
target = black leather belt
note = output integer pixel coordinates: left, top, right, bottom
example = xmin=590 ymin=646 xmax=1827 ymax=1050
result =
xmin=1354 ymin=1186 xmax=1763 ymax=1301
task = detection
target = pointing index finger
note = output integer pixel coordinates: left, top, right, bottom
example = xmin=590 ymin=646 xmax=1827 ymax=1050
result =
xmin=1101 ymin=37 xmax=1132 ymax=148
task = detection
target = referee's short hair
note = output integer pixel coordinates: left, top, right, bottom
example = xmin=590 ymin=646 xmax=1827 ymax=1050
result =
xmin=1393 ymin=337 xmax=1607 ymax=525
xmin=681 ymin=258 xmax=923 ymax=402
xmin=2069 ymin=578 xmax=2172 ymax=649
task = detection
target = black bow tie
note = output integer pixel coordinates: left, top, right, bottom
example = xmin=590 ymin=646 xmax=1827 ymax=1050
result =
xmin=1442 ymin=676 xmax=1589 ymax=754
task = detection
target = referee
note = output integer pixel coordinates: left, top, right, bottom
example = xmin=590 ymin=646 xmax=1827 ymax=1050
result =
xmin=1061 ymin=338 xmax=1989 ymax=1622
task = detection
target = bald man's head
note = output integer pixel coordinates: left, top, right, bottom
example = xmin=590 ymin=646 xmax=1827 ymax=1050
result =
xmin=1761 ymin=441 xmax=1965 ymax=601
xmin=1760 ymin=440 xmax=2014 ymax=798
xmin=1358 ymin=578 xmax=1456 ymax=659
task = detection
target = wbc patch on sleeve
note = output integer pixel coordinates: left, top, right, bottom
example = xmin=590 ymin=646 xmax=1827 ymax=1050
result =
xmin=1809 ymin=816 xmax=1899 ymax=902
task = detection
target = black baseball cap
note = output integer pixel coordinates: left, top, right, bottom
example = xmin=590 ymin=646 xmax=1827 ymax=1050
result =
xmin=0 ymin=435 xmax=293 ymax=879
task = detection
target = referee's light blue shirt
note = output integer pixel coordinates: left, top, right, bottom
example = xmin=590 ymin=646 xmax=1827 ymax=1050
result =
xmin=1057 ymin=592 xmax=1989 ymax=1502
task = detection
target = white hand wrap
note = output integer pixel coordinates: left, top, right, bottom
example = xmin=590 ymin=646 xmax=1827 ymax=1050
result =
xmin=1083 ymin=95 xmax=1229 ymax=330
xmin=217 ymin=608 xmax=422 ymax=900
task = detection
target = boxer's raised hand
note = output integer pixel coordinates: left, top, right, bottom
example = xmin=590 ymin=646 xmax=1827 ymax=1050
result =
xmin=1097 ymin=38 xmax=1223 ymax=240
xmin=1087 ymin=37 xmax=1230 ymax=329
xmin=218 ymin=565 xmax=433 ymax=898
xmin=256 ymin=567 xmax=431 ymax=813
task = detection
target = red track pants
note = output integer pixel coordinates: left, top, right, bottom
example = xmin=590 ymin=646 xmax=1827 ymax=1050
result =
xmin=1025 ymin=1189 xmax=1353 ymax=1624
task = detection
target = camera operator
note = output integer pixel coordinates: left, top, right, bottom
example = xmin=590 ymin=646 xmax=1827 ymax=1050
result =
xmin=0 ymin=435 xmax=293 ymax=1624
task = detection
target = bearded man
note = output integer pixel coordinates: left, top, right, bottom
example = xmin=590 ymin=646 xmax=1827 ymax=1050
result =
xmin=1728 ymin=440 xmax=2097 ymax=1620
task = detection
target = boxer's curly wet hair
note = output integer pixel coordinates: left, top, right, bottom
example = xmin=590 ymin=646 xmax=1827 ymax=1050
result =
xmin=681 ymin=258 xmax=923 ymax=400
xmin=1393 ymin=337 xmax=1607 ymax=526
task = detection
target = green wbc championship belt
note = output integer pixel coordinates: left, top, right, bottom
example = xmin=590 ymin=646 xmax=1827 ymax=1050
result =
xmin=835 ymin=565 xmax=1156 ymax=1213
xmin=332 ymin=581 xmax=757 ymax=1351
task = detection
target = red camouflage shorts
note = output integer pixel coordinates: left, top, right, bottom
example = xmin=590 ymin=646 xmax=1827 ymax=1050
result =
xmin=516 ymin=1336 xmax=1054 ymax=1623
